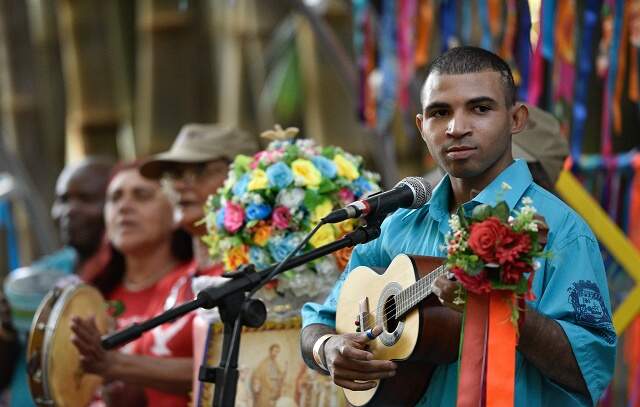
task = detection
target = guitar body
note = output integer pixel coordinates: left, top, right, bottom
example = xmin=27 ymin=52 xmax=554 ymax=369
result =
xmin=335 ymin=254 xmax=461 ymax=406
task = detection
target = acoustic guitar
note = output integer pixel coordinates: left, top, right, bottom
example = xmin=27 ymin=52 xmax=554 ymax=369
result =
xmin=335 ymin=254 xmax=462 ymax=407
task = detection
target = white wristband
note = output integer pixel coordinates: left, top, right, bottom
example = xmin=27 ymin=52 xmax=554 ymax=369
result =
xmin=312 ymin=334 xmax=334 ymax=373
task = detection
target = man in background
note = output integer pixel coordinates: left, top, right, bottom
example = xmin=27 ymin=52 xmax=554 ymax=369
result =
xmin=140 ymin=123 xmax=259 ymax=272
xmin=1 ymin=157 xmax=112 ymax=407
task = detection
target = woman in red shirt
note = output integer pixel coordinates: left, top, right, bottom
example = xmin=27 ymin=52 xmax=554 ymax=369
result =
xmin=70 ymin=163 xmax=198 ymax=407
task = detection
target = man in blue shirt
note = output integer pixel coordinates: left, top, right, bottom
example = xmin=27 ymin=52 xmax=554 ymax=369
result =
xmin=300 ymin=46 xmax=616 ymax=406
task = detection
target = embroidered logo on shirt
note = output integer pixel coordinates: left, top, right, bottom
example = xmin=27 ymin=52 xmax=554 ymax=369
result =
xmin=568 ymin=280 xmax=615 ymax=344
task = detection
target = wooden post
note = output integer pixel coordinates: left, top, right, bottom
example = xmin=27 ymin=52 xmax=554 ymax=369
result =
xmin=26 ymin=0 xmax=67 ymax=178
xmin=0 ymin=0 xmax=56 ymax=204
xmin=57 ymin=0 xmax=131 ymax=160
xmin=135 ymin=0 xmax=214 ymax=156
xmin=209 ymin=0 xmax=288 ymax=137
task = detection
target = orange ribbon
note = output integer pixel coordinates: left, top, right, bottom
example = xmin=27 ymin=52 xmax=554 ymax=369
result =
xmin=457 ymin=292 xmax=489 ymax=407
xmin=626 ymin=154 xmax=640 ymax=406
xmin=457 ymin=290 xmax=518 ymax=407
xmin=486 ymin=291 xmax=517 ymax=407
xmin=414 ymin=0 xmax=433 ymax=67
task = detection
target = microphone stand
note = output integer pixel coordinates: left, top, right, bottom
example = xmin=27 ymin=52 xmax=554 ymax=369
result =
xmin=101 ymin=217 xmax=384 ymax=407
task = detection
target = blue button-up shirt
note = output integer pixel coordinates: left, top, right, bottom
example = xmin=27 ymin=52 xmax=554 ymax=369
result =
xmin=302 ymin=159 xmax=616 ymax=406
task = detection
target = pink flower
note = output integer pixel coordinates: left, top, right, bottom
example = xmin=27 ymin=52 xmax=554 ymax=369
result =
xmin=250 ymin=151 xmax=268 ymax=169
xmin=338 ymin=188 xmax=355 ymax=204
xmin=272 ymin=206 xmax=291 ymax=230
xmin=224 ymin=202 xmax=245 ymax=233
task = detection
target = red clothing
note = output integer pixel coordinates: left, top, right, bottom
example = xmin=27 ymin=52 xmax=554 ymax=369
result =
xmin=108 ymin=260 xmax=223 ymax=407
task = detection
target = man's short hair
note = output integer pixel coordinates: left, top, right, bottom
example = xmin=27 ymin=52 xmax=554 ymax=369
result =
xmin=421 ymin=46 xmax=517 ymax=108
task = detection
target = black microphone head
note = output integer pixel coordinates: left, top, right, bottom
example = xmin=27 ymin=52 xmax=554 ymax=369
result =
xmin=395 ymin=177 xmax=432 ymax=208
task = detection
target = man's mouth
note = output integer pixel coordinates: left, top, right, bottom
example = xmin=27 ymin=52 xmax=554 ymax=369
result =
xmin=445 ymin=145 xmax=477 ymax=160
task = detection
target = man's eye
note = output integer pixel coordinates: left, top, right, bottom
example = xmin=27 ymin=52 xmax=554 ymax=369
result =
xmin=429 ymin=110 xmax=448 ymax=118
xmin=473 ymin=105 xmax=491 ymax=113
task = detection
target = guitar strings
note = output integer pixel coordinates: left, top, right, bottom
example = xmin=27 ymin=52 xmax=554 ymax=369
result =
xmin=359 ymin=265 xmax=447 ymax=331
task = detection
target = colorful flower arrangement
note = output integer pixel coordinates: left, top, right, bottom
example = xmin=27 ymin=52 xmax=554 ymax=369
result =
xmin=203 ymin=129 xmax=381 ymax=299
xmin=445 ymin=183 xmax=549 ymax=314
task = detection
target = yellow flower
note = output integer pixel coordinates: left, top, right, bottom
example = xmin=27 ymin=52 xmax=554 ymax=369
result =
xmin=336 ymin=219 xmax=356 ymax=235
xmin=309 ymin=224 xmax=336 ymax=248
xmin=248 ymin=169 xmax=268 ymax=191
xmin=224 ymin=245 xmax=249 ymax=271
xmin=311 ymin=199 xmax=333 ymax=223
xmin=333 ymin=154 xmax=359 ymax=180
xmin=291 ymin=159 xmax=322 ymax=187
xmin=252 ymin=225 xmax=272 ymax=247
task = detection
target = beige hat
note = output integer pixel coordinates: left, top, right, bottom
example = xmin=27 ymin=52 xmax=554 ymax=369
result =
xmin=512 ymin=104 xmax=570 ymax=183
xmin=140 ymin=124 xmax=260 ymax=179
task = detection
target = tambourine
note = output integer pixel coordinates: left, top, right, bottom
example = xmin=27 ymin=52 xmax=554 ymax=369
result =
xmin=27 ymin=283 xmax=110 ymax=407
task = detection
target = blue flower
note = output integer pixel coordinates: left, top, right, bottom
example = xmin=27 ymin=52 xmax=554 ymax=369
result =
xmin=266 ymin=162 xmax=294 ymax=189
xmin=215 ymin=207 xmax=226 ymax=229
xmin=311 ymin=156 xmax=337 ymax=179
xmin=246 ymin=203 xmax=272 ymax=221
xmin=233 ymin=174 xmax=250 ymax=196
xmin=267 ymin=234 xmax=300 ymax=262
xmin=352 ymin=177 xmax=374 ymax=197
xmin=249 ymin=247 xmax=271 ymax=269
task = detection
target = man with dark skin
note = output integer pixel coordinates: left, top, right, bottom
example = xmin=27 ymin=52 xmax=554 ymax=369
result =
xmin=50 ymin=157 xmax=113 ymax=279
xmin=300 ymin=47 xmax=615 ymax=406
xmin=1 ymin=157 xmax=112 ymax=406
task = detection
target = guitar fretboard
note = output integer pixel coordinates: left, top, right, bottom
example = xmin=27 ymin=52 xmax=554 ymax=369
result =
xmin=395 ymin=265 xmax=448 ymax=318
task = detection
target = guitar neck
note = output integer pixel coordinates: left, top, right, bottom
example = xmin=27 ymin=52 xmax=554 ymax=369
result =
xmin=395 ymin=264 xmax=448 ymax=318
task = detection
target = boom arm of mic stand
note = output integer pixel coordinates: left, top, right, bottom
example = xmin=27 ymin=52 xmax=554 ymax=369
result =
xmin=102 ymin=222 xmax=381 ymax=350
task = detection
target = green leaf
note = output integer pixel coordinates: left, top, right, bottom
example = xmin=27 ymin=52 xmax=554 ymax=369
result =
xmin=233 ymin=155 xmax=252 ymax=173
xmin=471 ymin=204 xmax=492 ymax=221
xmin=318 ymin=178 xmax=338 ymax=194
xmin=466 ymin=263 xmax=484 ymax=276
xmin=283 ymin=145 xmax=300 ymax=164
xmin=516 ymin=276 xmax=529 ymax=294
xmin=494 ymin=201 xmax=510 ymax=222
xmin=303 ymin=189 xmax=323 ymax=210
xmin=457 ymin=206 xmax=469 ymax=228
xmin=322 ymin=146 xmax=336 ymax=158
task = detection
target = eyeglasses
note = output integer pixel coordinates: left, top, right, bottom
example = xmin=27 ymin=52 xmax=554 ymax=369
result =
xmin=161 ymin=160 xmax=229 ymax=185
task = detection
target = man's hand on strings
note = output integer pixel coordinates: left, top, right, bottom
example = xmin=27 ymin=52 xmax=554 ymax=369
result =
xmin=323 ymin=325 xmax=397 ymax=391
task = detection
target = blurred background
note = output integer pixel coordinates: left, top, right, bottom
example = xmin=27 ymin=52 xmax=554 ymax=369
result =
xmin=0 ymin=0 xmax=638 ymax=405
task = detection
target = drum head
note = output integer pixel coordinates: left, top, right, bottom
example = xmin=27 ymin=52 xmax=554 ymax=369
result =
xmin=43 ymin=284 xmax=109 ymax=407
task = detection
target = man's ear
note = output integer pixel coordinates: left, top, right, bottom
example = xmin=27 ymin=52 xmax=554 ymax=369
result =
xmin=510 ymin=103 xmax=529 ymax=135
xmin=415 ymin=113 xmax=424 ymax=133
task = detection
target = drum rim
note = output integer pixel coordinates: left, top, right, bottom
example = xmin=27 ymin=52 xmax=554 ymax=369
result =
xmin=26 ymin=287 xmax=59 ymax=406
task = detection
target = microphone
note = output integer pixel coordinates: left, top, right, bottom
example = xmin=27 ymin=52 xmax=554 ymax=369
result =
xmin=322 ymin=177 xmax=432 ymax=224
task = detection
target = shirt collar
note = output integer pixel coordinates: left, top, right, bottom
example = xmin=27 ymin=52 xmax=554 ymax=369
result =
xmin=411 ymin=159 xmax=533 ymax=223
xmin=468 ymin=159 xmax=533 ymax=211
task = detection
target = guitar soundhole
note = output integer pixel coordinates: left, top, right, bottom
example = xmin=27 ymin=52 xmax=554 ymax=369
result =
xmin=383 ymin=296 xmax=399 ymax=333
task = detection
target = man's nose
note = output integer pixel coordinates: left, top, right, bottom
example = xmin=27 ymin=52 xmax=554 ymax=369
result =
xmin=445 ymin=115 xmax=471 ymax=138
